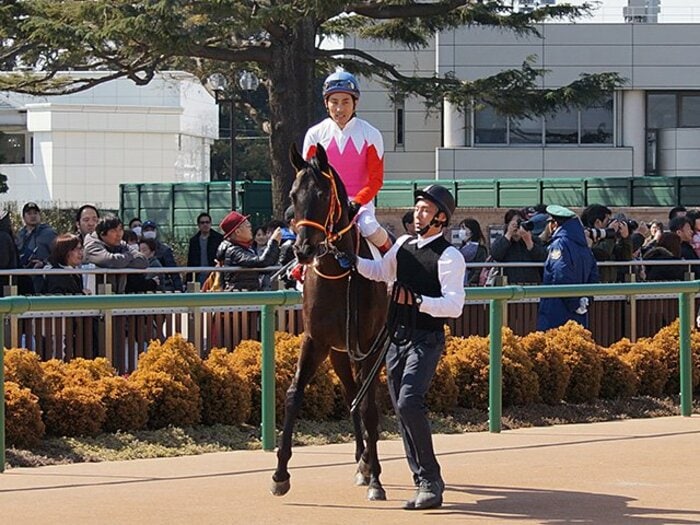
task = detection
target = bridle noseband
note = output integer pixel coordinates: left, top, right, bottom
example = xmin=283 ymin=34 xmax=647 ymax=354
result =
xmin=294 ymin=167 xmax=356 ymax=280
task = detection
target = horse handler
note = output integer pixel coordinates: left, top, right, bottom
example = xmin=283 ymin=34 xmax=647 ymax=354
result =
xmin=345 ymin=184 xmax=465 ymax=510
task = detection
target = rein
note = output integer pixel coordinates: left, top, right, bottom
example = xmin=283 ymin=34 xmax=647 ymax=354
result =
xmin=349 ymin=282 xmax=420 ymax=414
xmin=295 ymin=168 xmax=356 ymax=280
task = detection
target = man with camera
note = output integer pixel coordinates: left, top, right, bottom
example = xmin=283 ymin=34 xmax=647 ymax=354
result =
xmin=490 ymin=209 xmax=547 ymax=284
xmin=581 ymin=204 xmax=634 ymax=283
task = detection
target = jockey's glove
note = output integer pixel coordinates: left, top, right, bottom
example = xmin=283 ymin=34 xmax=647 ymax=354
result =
xmin=348 ymin=200 xmax=361 ymax=220
xmin=336 ymin=251 xmax=357 ymax=269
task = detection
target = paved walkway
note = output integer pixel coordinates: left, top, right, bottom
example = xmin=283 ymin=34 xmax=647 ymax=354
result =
xmin=1 ymin=416 xmax=699 ymax=524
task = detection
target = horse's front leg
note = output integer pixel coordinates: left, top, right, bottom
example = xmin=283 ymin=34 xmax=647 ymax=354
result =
xmin=357 ymin=365 xmax=386 ymax=501
xmin=271 ymin=335 xmax=329 ymax=496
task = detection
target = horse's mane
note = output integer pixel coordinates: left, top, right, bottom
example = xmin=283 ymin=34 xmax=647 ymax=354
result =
xmin=309 ymin=155 xmax=350 ymax=210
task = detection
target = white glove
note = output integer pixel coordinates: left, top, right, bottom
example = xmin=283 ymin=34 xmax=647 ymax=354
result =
xmin=575 ymin=297 xmax=589 ymax=315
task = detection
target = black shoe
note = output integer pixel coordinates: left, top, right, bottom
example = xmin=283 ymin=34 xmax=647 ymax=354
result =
xmin=403 ymin=479 xmax=444 ymax=510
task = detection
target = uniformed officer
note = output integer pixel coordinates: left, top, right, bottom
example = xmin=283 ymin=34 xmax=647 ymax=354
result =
xmin=350 ymin=184 xmax=465 ymax=510
xmin=537 ymin=205 xmax=599 ymax=330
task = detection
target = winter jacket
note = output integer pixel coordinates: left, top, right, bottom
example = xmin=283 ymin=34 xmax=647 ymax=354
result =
xmin=216 ymin=238 xmax=280 ymax=291
xmin=0 ymin=212 xmax=18 ymax=296
xmin=537 ymin=218 xmax=599 ymax=331
xmin=154 ymin=241 xmax=183 ymax=292
xmin=459 ymin=242 xmax=488 ymax=286
xmin=644 ymin=247 xmax=686 ymax=282
xmin=591 ymin=236 xmax=633 ymax=283
xmin=187 ymin=230 xmax=224 ymax=284
xmin=83 ymin=232 xmax=148 ymax=293
xmin=42 ymin=265 xmax=84 ymax=295
xmin=490 ymin=234 xmax=547 ymax=284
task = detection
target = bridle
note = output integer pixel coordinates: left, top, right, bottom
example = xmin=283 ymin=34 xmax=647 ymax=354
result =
xmin=294 ymin=167 xmax=356 ymax=280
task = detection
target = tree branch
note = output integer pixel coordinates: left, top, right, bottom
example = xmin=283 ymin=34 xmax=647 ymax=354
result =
xmin=184 ymin=43 xmax=272 ymax=64
xmin=345 ymin=0 xmax=469 ymax=19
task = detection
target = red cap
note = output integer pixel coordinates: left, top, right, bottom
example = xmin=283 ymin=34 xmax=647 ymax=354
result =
xmin=220 ymin=211 xmax=250 ymax=239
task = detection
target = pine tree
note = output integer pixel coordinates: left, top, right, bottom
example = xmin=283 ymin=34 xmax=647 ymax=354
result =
xmin=0 ymin=1 xmax=621 ymax=215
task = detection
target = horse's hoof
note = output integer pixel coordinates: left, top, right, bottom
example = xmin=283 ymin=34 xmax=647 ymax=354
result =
xmin=354 ymin=471 xmax=370 ymax=486
xmin=270 ymin=478 xmax=291 ymax=496
xmin=367 ymin=486 xmax=387 ymax=501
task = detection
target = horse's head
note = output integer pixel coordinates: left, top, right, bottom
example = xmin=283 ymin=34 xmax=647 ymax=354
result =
xmin=289 ymin=142 xmax=349 ymax=264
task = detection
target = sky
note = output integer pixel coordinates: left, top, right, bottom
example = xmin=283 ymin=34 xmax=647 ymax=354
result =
xmin=547 ymin=1 xmax=700 ymax=23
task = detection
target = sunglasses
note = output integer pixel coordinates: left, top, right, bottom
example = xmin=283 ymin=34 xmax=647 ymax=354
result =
xmin=323 ymin=79 xmax=358 ymax=91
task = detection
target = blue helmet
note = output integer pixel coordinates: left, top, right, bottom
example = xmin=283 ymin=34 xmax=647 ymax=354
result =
xmin=322 ymin=71 xmax=360 ymax=99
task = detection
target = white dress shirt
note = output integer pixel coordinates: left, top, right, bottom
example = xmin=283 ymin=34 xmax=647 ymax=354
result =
xmin=356 ymin=232 xmax=466 ymax=319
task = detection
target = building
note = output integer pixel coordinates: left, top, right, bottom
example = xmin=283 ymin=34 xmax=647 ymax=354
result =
xmin=0 ymin=71 xmax=218 ymax=210
xmin=354 ymin=19 xmax=700 ymax=184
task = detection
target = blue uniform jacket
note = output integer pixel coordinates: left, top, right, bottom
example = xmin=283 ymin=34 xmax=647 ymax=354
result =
xmin=537 ymin=218 xmax=599 ymax=331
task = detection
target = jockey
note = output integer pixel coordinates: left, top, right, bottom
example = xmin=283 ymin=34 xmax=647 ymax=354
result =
xmin=303 ymin=70 xmax=392 ymax=254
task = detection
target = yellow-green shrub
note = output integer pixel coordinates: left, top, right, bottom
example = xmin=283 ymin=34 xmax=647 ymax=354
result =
xmin=650 ymin=320 xmax=700 ymax=396
xmin=96 ymin=376 xmax=149 ymax=432
xmin=501 ymin=328 xmax=539 ymax=407
xmin=623 ymin=338 xmax=669 ymax=397
xmin=599 ymin=347 xmax=638 ymax=399
xmin=522 ymin=331 xmax=571 ymax=405
xmin=230 ymin=333 xmax=335 ymax=423
xmin=131 ymin=370 xmax=201 ymax=429
xmin=444 ymin=335 xmax=489 ymax=409
xmin=135 ymin=334 xmax=204 ymax=383
xmin=546 ymin=321 xmax=603 ymax=403
xmin=4 ymin=381 xmax=45 ymax=449
xmin=4 ymin=348 xmax=49 ymax=400
xmin=426 ymin=357 xmax=459 ymax=413
xmin=67 ymin=357 xmax=115 ymax=382
xmin=43 ymin=385 xmax=106 ymax=437
xmin=200 ymin=348 xmax=252 ymax=426
xmin=40 ymin=359 xmax=70 ymax=395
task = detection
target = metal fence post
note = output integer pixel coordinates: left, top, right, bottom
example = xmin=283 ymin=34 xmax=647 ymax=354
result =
xmin=1 ymin=313 xmax=5 ymax=472
xmin=679 ymin=292 xmax=693 ymax=417
xmin=261 ymin=304 xmax=276 ymax=451
xmin=489 ymin=298 xmax=504 ymax=433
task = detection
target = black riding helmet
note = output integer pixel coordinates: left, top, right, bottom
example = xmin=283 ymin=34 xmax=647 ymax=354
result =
xmin=414 ymin=184 xmax=456 ymax=226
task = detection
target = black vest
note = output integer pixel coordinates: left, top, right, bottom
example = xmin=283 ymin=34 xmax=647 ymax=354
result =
xmin=396 ymin=236 xmax=451 ymax=331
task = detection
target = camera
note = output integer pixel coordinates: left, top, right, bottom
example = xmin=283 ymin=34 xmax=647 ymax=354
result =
xmin=517 ymin=218 xmax=535 ymax=232
xmin=611 ymin=214 xmax=638 ymax=232
xmin=585 ymin=227 xmax=616 ymax=243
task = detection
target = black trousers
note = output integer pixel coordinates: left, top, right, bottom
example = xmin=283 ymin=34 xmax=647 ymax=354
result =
xmin=385 ymin=327 xmax=445 ymax=485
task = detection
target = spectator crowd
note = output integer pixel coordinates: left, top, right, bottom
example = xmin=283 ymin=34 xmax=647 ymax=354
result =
xmin=2 ymin=199 xmax=700 ymax=300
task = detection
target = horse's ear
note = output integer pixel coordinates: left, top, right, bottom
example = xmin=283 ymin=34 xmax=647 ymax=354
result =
xmin=289 ymin=142 xmax=305 ymax=171
xmin=315 ymin=143 xmax=329 ymax=171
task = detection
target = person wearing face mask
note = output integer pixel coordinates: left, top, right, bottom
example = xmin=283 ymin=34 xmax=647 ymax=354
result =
xmin=141 ymin=220 xmax=183 ymax=292
xmin=456 ymin=218 xmax=488 ymax=286
xmin=129 ymin=218 xmax=143 ymax=239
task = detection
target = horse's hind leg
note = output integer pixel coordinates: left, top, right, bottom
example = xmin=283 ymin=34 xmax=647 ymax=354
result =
xmin=271 ymin=335 xmax=329 ymax=496
xmin=358 ymin=368 xmax=386 ymax=501
xmin=330 ymin=350 xmax=367 ymax=485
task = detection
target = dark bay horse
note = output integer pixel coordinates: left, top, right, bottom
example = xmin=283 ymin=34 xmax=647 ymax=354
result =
xmin=270 ymin=143 xmax=389 ymax=501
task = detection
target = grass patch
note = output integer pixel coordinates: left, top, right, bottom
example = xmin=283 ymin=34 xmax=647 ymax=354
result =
xmin=6 ymin=396 xmax=698 ymax=469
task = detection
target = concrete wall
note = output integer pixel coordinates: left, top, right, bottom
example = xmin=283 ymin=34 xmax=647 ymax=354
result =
xmin=0 ymin=72 xmax=217 ymax=209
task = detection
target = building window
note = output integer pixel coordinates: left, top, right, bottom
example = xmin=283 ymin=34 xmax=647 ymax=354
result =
xmin=679 ymin=94 xmax=700 ymax=127
xmin=473 ymin=94 xmax=614 ymax=146
xmin=546 ymin=108 xmax=578 ymax=144
xmin=581 ymin=98 xmax=614 ymax=144
xmin=394 ymin=97 xmax=405 ymax=149
xmin=474 ymin=105 xmax=507 ymax=144
xmin=0 ymin=132 xmax=31 ymax=164
xmin=647 ymin=93 xmax=678 ymax=128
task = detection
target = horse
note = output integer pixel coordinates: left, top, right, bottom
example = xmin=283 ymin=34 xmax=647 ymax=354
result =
xmin=270 ymin=143 xmax=389 ymax=501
